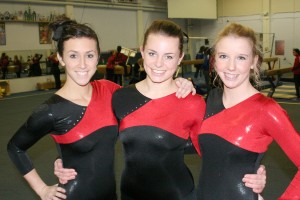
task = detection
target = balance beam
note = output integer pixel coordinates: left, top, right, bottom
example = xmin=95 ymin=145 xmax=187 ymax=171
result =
xmin=261 ymin=67 xmax=292 ymax=97
xmin=176 ymin=59 xmax=204 ymax=77
xmin=263 ymin=67 xmax=292 ymax=76
xmin=263 ymin=57 xmax=279 ymax=70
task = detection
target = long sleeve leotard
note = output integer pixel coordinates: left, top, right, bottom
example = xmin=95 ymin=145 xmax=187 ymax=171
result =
xmin=112 ymin=85 xmax=205 ymax=200
xmin=197 ymin=88 xmax=300 ymax=200
xmin=7 ymin=80 xmax=120 ymax=200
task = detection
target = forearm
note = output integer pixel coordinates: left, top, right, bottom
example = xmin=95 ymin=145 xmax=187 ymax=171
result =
xmin=279 ymin=169 xmax=300 ymax=199
xmin=24 ymin=169 xmax=47 ymax=198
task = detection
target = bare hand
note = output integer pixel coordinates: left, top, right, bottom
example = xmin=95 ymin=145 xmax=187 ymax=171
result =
xmin=242 ymin=165 xmax=266 ymax=193
xmin=54 ymin=159 xmax=77 ymax=184
xmin=175 ymin=77 xmax=196 ymax=98
xmin=39 ymin=184 xmax=66 ymax=200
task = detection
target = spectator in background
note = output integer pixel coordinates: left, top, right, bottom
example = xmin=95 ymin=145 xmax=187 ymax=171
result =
xmin=194 ymin=46 xmax=205 ymax=79
xmin=106 ymin=50 xmax=117 ymax=82
xmin=47 ymin=52 xmax=61 ymax=89
xmin=202 ymin=47 xmax=211 ymax=93
xmin=0 ymin=52 xmax=10 ymax=79
xmin=130 ymin=58 xmax=146 ymax=84
xmin=32 ymin=53 xmax=43 ymax=76
xmin=292 ymin=48 xmax=300 ymax=100
xmin=115 ymin=45 xmax=129 ymax=78
xmin=105 ymin=46 xmax=129 ymax=85
xmin=13 ymin=55 xmax=23 ymax=78
xmin=27 ymin=55 xmax=34 ymax=76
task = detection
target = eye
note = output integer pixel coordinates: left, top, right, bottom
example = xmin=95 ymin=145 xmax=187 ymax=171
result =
xmin=87 ymin=54 xmax=95 ymax=58
xmin=69 ymin=54 xmax=77 ymax=59
xmin=237 ymin=56 xmax=246 ymax=60
xmin=219 ymin=54 xmax=227 ymax=59
xmin=165 ymin=55 xmax=173 ymax=60
xmin=148 ymin=52 xmax=155 ymax=56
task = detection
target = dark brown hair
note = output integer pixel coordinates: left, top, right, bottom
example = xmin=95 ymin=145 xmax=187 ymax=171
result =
xmin=142 ymin=20 xmax=184 ymax=56
xmin=49 ymin=18 xmax=100 ymax=59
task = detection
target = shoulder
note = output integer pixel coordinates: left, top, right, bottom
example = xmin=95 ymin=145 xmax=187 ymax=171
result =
xmin=113 ymin=84 xmax=135 ymax=98
xmin=91 ymin=79 xmax=121 ymax=93
xmin=26 ymin=96 xmax=59 ymax=126
xmin=185 ymin=93 xmax=205 ymax=105
xmin=177 ymin=94 xmax=206 ymax=118
xmin=251 ymin=94 xmax=288 ymax=118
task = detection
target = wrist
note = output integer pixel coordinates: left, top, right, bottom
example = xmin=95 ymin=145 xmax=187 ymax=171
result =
xmin=36 ymin=184 xmax=48 ymax=197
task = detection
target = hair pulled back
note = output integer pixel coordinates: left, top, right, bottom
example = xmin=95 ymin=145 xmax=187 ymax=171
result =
xmin=211 ymin=23 xmax=263 ymax=88
xmin=48 ymin=18 xmax=100 ymax=58
xmin=143 ymin=20 xmax=184 ymax=56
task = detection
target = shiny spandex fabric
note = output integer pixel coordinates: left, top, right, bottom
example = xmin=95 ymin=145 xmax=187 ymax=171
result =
xmin=7 ymin=80 xmax=120 ymax=200
xmin=197 ymin=88 xmax=300 ymax=200
xmin=112 ymin=85 xmax=205 ymax=200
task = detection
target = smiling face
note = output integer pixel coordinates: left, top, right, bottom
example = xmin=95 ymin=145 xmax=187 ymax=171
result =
xmin=140 ymin=33 xmax=184 ymax=84
xmin=214 ymin=35 xmax=258 ymax=90
xmin=57 ymin=37 xmax=99 ymax=86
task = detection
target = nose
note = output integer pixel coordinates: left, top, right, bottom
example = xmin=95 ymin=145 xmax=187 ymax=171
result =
xmin=227 ymin=58 xmax=236 ymax=71
xmin=79 ymin=57 xmax=87 ymax=69
xmin=155 ymin=56 xmax=164 ymax=68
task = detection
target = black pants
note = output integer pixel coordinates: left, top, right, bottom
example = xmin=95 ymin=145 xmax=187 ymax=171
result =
xmin=106 ymin=68 xmax=115 ymax=82
xmin=52 ymin=67 xmax=61 ymax=89
xmin=294 ymin=74 xmax=300 ymax=98
xmin=1 ymin=67 xmax=7 ymax=79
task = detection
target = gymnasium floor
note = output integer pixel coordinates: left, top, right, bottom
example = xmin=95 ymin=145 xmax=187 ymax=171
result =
xmin=0 ymin=74 xmax=299 ymax=200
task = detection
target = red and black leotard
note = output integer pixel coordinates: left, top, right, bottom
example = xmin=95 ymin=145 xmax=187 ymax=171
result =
xmin=112 ymin=85 xmax=205 ymax=200
xmin=7 ymin=80 xmax=120 ymax=200
xmin=196 ymin=88 xmax=300 ymax=200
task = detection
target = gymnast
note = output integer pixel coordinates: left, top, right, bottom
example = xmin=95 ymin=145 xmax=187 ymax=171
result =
xmin=196 ymin=22 xmax=300 ymax=200
xmin=7 ymin=19 xmax=121 ymax=200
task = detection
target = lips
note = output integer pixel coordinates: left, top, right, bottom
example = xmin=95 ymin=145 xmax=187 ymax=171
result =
xmin=224 ymin=72 xmax=238 ymax=80
xmin=152 ymin=69 xmax=165 ymax=74
xmin=76 ymin=71 xmax=88 ymax=76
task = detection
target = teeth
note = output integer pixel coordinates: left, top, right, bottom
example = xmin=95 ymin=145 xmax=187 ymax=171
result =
xmin=153 ymin=70 xmax=164 ymax=74
xmin=77 ymin=71 xmax=88 ymax=75
xmin=224 ymin=73 xmax=238 ymax=80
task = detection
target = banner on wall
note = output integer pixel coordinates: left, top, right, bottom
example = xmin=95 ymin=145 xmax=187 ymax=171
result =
xmin=0 ymin=22 xmax=6 ymax=45
xmin=275 ymin=40 xmax=285 ymax=55
xmin=39 ymin=23 xmax=52 ymax=44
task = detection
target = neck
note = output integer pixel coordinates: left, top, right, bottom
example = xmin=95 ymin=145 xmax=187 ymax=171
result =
xmin=136 ymin=78 xmax=177 ymax=99
xmin=222 ymin=83 xmax=258 ymax=108
xmin=56 ymin=80 xmax=93 ymax=106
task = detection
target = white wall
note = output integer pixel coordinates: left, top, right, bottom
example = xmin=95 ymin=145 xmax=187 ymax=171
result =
xmin=188 ymin=13 xmax=299 ymax=68
xmin=2 ymin=1 xmax=300 ymax=93
xmin=0 ymin=2 xmax=64 ymax=51
xmin=0 ymin=2 xmax=168 ymax=93
xmin=9 ymin=74 xmax=66 ymax=94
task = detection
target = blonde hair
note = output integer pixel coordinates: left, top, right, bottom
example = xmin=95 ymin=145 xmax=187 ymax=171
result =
xmin=211 ymin=23 xmax=262 ymax=88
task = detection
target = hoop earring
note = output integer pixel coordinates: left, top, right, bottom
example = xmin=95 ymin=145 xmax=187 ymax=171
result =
xmin=212 ymin=73 xmax=219 ymax=88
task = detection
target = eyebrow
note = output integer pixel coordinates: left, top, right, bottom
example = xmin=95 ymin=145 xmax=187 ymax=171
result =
xmin=66 ymin=50 xmax=96 ymax=54
xmin=146 ymin=49 xmax=176 ymax=55
xmin=216 ymin=52 xmax=249 ymax=57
